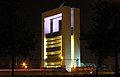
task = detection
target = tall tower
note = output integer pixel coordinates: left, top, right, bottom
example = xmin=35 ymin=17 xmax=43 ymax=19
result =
xmin=42 ymin=6 xmax=80 ymax=72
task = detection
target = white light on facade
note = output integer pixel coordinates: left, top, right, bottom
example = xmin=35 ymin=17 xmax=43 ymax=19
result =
xmin=44 ymin=13 xmax=62 ymax=34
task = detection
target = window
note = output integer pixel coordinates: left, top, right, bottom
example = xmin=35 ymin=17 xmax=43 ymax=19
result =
xmin=44 ymin=13 xmax=62 ymax=34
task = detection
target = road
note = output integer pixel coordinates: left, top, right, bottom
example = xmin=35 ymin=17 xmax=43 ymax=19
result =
xmin=0 ymin=68 xmax=76 ymax=76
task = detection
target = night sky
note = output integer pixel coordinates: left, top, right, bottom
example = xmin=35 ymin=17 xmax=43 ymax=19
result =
xmin=20 ymin=0 xmax=118 ymax=66
xmin=26 ymin=0 xmax=97 ymax=66
xmin=0 ymin=0 xmax=99 ymax=68
xmin=0 ymin=0 xmax=96 ymax=67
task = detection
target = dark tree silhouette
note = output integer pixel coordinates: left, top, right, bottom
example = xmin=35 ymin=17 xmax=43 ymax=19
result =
xmin=81 ymin=1 xmax=120 ymax=77
xmin=0 ymin=1 xmax=37 ymax=77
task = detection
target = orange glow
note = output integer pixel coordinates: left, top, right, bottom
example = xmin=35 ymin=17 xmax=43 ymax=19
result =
xmin=22 ymin=62 xmax=26 ymax=66
xmin=25 ymin=66 xmax=28 ymax=69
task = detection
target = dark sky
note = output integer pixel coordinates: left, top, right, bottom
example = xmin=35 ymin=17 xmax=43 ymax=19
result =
xmin=16 ymin=0 xmax=96 ymax=64
xmin=1 ymin=0 xmax=119 ymax=67
xmin=14 ymin=0 xmax=97 ymax=66
xmin=0 ymin=0 xmax=97 ymax=67
xmin=17 ymin=0 xmax=96 ymax=46
xmin=14 ymin=0 xmax=112 ymax=33
xmin=16 ymin=0 xmax=96 ymax=33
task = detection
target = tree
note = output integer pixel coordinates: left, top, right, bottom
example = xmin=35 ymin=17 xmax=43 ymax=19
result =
xmin=0 ymin=1 xmax=37 ymax=77
xmin=110 ymin=4 xmax=120 ymax=76
xmin=81 ymin=1 xmax=120 ymax=77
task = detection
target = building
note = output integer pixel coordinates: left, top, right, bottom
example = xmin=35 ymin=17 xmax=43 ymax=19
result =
xmin=41 ymin=6 xmax=80 ymax=72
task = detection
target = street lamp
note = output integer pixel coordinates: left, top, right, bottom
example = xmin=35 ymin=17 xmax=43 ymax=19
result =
xmin=24 ymin=65 xmax=28 ymax=69
xmin=22 ymin=62 xmax=26 ymax=66
xmin=22 ymin=62 xmax=28 ymax=69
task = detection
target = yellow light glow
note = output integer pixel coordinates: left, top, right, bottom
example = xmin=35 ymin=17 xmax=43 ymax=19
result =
xmin=22 ymin=62 xmax=26 ymax=66
xmin=46 ymin=40 xmax=61 ymax=44
xmin=46 ymin=65 xmax=61 ymax=68
xmin=47 ymin=43 xmax=61 ymax=48
xmin=60 ymin=36 xmax=62 ymax=57
xmin=47 ymin=36 xmax=61 ymax=41
xmin=47 ymin=50 xmax=61 ymax=55
xmin=51 ymin=42 xmax=54 ymax=44
xmin=61 ymin=56 xmax=63 ymax=65
xmin=44 ymin=37 xmax=47 ymax=59
xmin=71 ymin=35 xmax=74 ymax=67
xmin=51 ymin=63 xmax=54 ymax=65
xmin=44 ymin=36 xmax=47 ymax=67
xmin=45 ymin=35 xmax=62 ymax=67
xmin=61 ymin=56 xmax=63 ymax=59
xmin=25 ymin=66 xmax=28 ymax=69
xmin=47 ymin=61 xmax=61 ymax=65
xmin=51 ymin=52 xmax=54 ymax=55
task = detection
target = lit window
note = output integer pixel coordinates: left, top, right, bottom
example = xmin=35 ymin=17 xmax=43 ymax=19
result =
xmin=53 ymin=17 xmax=62 ymax=32
xmin=44 ymin=13 xmax=62 ymax=34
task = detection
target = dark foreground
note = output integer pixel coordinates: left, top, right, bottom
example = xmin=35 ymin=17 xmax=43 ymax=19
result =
xmin=0 ymin=74 xmax=118 ymax=77
xmin=0 ymin=68 xmax=119 ymax=77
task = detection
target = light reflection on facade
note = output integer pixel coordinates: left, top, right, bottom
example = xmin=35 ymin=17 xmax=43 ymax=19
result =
xmin=42 ymin=6 xmax=80 ymax=72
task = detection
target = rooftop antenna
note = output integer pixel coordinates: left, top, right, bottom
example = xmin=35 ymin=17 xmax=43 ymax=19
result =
xmin=59 ymin=1 xmax=66 ymax=8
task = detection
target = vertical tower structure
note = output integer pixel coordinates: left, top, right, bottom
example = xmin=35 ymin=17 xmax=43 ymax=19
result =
xmin=42 ymin=6 xmax=80 ymax=72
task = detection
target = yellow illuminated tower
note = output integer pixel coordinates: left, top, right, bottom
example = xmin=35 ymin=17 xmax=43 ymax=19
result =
xmin=41 ymin=6 xmax=80 ymax=72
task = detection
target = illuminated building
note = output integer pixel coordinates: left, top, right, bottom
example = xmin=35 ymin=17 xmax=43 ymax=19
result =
xmin=41 ymin=6 xmax=80 ymax=72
